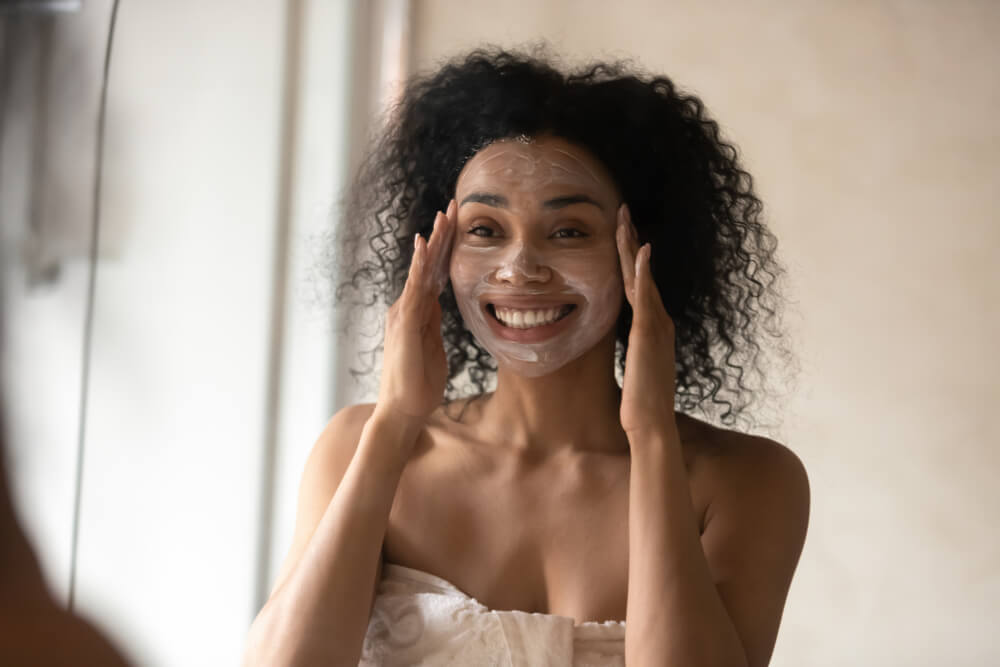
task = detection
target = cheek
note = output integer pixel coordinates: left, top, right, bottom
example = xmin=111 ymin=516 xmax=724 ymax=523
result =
xmin=557 ymin=250 xmax=624 ymax=319
xmin=583 ymin=276 xmax=624 ymax=317
xmin=556 ymin=248 xmax=622 ymax=291
xmin=449 ymin=249 xmax=491 ymax=296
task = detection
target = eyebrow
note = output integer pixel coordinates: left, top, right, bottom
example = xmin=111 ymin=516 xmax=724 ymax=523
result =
xmin=459 ymin=192 xmax=604 ymax=211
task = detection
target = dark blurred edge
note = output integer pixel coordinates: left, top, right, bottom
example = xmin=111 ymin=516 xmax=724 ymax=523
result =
xmin=0 ymin=0 xmax=132 ymax=663
xmin=0 ymin=0 xmax=81 ymax=15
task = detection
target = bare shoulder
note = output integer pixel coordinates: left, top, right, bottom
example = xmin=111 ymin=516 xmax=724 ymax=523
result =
xmin=294 ymin=400 xmax=379 ymax=510
xmin=690 ymin=418 xmax=811 ymax=575
xmin=721 ymin=430 xmax=808 ymax=509
xmin=678 ymin=413 xmax=811 ymax=550
xmin=267 ymin=402 xmax=378 ymax=597
xmin=681 ymin=414 xmax=809 ymax=502
xmin=299 ymin=403 xmax=378 ymax=481
xmin=325 ymin=402 xmax=378 ymax=435
xmin=681 ymin=419 xmax=810 ymax=666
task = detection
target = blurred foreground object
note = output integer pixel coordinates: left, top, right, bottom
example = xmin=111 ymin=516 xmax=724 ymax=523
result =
xmin=0 ymin=1 xmax=81 ymax=15
xmin=0 ymin=423 xmax=131 ymax=666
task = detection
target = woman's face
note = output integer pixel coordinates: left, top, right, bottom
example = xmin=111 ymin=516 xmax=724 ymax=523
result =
xmin=450 ymin=136 xmax=624 ymax=377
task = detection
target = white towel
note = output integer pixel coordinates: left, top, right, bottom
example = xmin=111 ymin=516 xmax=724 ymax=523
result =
xmin=359 ymin=563 xmax=625 ymax=667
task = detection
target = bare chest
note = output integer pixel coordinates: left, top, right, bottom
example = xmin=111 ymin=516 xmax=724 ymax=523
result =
xmin=383 ymin=436 xmax=705 ymax=624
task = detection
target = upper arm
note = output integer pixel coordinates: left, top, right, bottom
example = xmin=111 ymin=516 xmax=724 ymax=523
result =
xmin=267 ymin=403 xmax=378 ymax=601
xmin=699 ymin=437 xmax=810 ymax=667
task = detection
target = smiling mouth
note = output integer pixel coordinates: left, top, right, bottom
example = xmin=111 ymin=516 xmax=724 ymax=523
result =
xmin=486 ymin=303 xmax=576 ymax=329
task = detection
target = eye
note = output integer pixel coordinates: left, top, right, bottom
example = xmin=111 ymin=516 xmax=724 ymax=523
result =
xmin=552 ymin=228 xmax=586 ymax=239
xmin=467 ymin=225 xmax=496 ymax=237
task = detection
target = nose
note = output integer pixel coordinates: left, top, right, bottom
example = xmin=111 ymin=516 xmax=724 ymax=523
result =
xmin=493 ymin=242 xmax=552 ymax=286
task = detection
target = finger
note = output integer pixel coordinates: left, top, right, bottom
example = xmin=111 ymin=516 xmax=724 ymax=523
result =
xmin=445 ymin=197 xmax=457 ymax=250
xmin=403 ymin=232 xmax=423 ymax=289
xmin=615 ymin=206 xmax=629 ymax=295
xmin=636 ymin=243 xmax=673 ymax=338
xmin=616 ymin=205 xmax=637 ymax=306
xmin=426 ymin=209 xmax=447 ymax=257
xmin=400 ymin=233 xmax=427 ymax=317
xmin=428 ymin=205 xmax=457 ymax=291
xmin=633 ymin=243 xmax=652 ymax=329
xmin=423 ymin=211 xmax=444 ymax=286
xmin=637 ymin=241 xmax=670 ymax=327
xmin=446 ymin=198 xmax=457 ymax=218
xmin=432 ymin=201 xmax=457 ymax=292
xmin=625 ymin=204 xmax=641 ymax=291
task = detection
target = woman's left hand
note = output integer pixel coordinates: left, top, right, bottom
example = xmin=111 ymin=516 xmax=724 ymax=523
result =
xmin=615 ymin=204 xmax=679 ymax=440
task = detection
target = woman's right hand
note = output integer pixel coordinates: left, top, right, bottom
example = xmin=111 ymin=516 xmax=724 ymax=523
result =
xmin=374 ymin=199 xmax=457 ymax=427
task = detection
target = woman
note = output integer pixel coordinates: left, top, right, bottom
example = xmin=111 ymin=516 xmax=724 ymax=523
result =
xmin=244 ymin=48 xmax=809 ymax=667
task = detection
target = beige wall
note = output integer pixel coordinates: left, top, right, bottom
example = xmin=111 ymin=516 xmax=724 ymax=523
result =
xmin=410 ymin=1 xmax=1000 ymax=664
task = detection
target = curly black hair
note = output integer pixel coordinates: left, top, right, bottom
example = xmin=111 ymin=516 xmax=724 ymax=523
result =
xmin=333 ymin=46 xmax=797 ymax=430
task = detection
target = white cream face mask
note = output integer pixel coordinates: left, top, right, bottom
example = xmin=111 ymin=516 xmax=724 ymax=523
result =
xmin=449 ymin=138 xmax=624 ymax=377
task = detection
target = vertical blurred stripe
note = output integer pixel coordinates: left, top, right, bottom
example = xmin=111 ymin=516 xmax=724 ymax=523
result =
xmin=252 ymin=0 xmax=302 ymax=616
xmin=67 ymin=0 xmax=118 ymax=614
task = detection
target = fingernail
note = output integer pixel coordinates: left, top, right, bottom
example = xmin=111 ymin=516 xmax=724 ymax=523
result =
xmin=635 ymin=243 xmax=649 ymax=277
xmin=447 ymin=199 xmax=457 ymax=218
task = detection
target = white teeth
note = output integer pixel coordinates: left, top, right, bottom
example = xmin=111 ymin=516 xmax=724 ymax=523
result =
xmin=493 ymin=306 xmax=570 ymax=329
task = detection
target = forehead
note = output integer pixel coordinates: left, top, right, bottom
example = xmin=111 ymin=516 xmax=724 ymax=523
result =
xmin=456 ymin=137 xmax=618 ymax=198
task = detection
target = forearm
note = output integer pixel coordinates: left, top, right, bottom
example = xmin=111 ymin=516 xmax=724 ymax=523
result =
xmin=244 ymin=412 xmax=419 ymax=667
xmin=624 ymin=426 xmax=747 ymax=667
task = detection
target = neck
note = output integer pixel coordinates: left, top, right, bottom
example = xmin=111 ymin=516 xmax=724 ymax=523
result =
xmin=476 ymin=332 xmax=629 ymax=456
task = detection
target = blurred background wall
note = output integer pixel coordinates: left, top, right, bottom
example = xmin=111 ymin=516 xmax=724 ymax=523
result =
xmin=1 ymin=0 xmax=997 ymax=665
xmin=1 ymin=0 xmax=359 ymax=663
